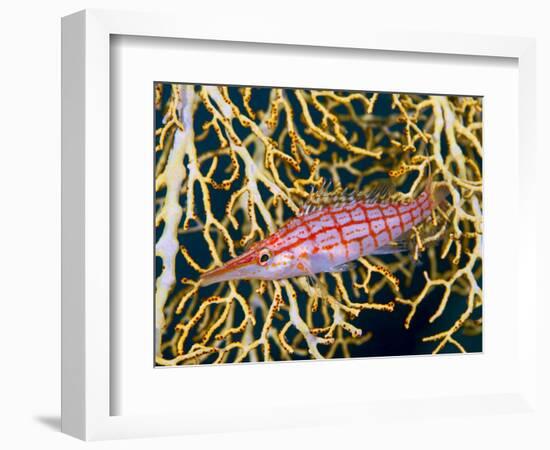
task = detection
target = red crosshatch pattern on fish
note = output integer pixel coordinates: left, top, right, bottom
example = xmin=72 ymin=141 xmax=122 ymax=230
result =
xmin=263 ymin=185 xmax=434 ymax=262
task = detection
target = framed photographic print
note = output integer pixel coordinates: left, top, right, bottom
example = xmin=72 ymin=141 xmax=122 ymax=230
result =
xmin=62 ymin=8 xmax=538 ymax=441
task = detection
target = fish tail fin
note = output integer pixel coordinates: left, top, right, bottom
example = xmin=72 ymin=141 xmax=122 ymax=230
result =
xmin=419 ymin=153 xmax=450 ymax=207
xmin=432 ymin=183 xmax=451 ymax=207
xmin=424 ymin=156 xmax=433 ymax=195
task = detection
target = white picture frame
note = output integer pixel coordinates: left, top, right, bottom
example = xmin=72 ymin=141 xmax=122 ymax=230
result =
xmin=61 ymin=9 xmax=538 ymax=441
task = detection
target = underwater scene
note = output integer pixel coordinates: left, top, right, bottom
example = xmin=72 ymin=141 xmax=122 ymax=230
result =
xmin=154 ymin=83 xmax=482 ymax=366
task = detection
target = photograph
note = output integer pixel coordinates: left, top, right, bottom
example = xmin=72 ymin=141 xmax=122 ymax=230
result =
xmin=154 ymin=83 xmax=483 ymax=366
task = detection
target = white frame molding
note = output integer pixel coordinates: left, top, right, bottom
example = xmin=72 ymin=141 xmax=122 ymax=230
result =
xmin=61 ymin=9 xmax=537 ymax=441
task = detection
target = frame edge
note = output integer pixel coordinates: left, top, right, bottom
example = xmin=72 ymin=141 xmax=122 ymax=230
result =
xmin=61 ymin=10 xmax=87 ymax=441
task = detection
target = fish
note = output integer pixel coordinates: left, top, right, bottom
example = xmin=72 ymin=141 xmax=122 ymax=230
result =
xmin=200 ymin=175 xmax=446 ymax=287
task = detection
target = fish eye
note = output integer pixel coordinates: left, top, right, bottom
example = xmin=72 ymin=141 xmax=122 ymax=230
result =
xmin=258 ymin=249 xmax=271 ymax=265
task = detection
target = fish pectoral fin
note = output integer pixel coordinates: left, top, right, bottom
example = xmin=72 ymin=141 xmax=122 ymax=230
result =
xmin=306 ymin=274 xmax=318 ymax=287
xmin=370 ymin=229 xmax=415 ymax=256
xmin=304 ymin=274 xmax=322 ymax=297
xmin=328 ymin=262 xmax=357 ymax=273
xmin=370 ymin=241 xmax=410 ymax=255
xmin=300 ymin=264 xmax=331 ymax=300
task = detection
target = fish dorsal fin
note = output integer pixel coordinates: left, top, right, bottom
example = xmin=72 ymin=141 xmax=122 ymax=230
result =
xmin=298 ymin=180 xmax=337 ymax=216
xmin=361 ymin=179 xmax=397 ymax=205
xmin=298 ymin=178 xmax=398 ymax=216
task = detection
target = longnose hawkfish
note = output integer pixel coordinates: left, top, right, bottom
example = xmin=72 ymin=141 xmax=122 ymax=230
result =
xmin=200 ymin=173 xmax=447 ymax=287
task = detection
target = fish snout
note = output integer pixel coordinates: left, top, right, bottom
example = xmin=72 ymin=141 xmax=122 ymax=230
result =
xmin=199 ymin=266 xmax=228 ymax=287
xmin=199 ymin=252 xmax=259 ymax=286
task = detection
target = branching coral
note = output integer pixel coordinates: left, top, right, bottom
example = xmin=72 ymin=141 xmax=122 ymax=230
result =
xmin=154 ymin=83 xmax=483 ymax=365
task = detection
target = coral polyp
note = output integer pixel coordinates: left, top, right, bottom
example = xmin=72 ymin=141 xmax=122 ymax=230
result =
xmin=154 ymin=84 xmax=482 ymax=366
